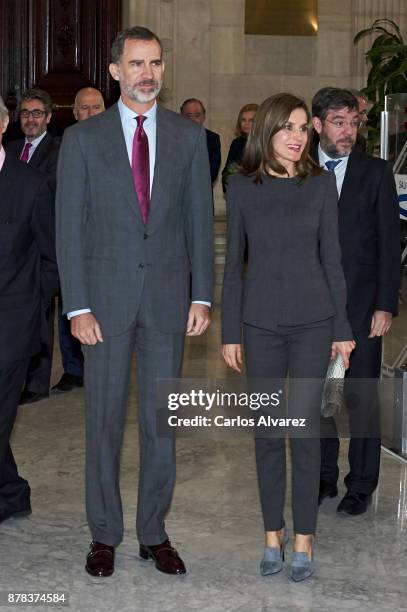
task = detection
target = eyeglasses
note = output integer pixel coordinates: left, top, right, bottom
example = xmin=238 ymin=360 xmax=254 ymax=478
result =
xmin=20 ymin=109 xmax=47 ymax=118
xmin=324 ymin=118 xmax=361 ymax=130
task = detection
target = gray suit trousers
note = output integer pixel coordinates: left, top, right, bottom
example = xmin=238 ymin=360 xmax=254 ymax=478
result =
xmin=83 ymin=298 xmax=184 ymax=547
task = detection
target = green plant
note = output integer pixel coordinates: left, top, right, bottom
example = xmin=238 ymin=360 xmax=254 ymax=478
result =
xmin=354 ymin=18 xmax=407 ymax=150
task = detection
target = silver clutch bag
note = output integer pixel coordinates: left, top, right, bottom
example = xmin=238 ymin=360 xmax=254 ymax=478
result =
xmin=321 ymin=354 xmax=345 ymax=417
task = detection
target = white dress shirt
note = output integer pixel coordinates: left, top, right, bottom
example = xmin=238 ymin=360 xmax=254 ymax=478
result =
xmin=317 ymin=143 xmax=349 ymax=196
xmin=0 ymin=146 xmax=5 ymax=171
xmin=22 ymin=130 xmax=48 ymax=162
xmin=68 ymin=97 xmax=209 ymax=319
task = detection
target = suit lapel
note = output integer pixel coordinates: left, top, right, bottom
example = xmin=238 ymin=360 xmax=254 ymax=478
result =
xmin=311 ymin=143 xmax=362 ymax=208
xmin=0 ymin=157 xmax=18 ymax=219
xmin=338 ymin=151 xmax=361 ymax=206
xmin=30 ymin=133 xmax=51 ymax=169
xmin=148 ymin=105 xmax=179 ymax=232
xmin=101 ymin=104 xmax=145 ymax=229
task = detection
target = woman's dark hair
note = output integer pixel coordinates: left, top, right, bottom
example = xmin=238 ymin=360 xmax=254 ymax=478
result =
xmin=241 ymin=92 xmax=321 ymax=181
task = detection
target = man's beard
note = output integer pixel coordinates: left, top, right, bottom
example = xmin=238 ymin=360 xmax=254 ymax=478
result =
xmin=122 ymin=79 xmax=162 ymax=103
xmin=320 ymin=133 xmax=355 ymax=158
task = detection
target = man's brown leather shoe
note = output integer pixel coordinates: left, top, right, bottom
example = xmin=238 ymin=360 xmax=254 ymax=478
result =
xmin=139 ymin=539 xmax=186 ymax=575
xmin=85 ymin=541 xmax=115 ymax=577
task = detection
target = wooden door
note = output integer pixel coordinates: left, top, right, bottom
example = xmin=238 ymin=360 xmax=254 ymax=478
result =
xmin=0 ymin=0 xmax=121 ymax=130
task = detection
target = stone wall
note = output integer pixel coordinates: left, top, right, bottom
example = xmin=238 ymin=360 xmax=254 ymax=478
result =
xmin=121 ymin=0 xmax=407 ymax=213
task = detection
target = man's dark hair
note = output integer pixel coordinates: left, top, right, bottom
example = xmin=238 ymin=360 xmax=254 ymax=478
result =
xmin=312 ymin=87 xmax=359 ymax=120
xmin=18 ymin=88 xmax=53 ymax=114
xmin=111 ymin=26 xmax=163 ymax=63
xmin=180 ymin=98 xmax=206 ymax=115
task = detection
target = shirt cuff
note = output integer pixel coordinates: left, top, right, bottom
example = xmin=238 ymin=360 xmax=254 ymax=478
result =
xmin=192 ymin=301 xmax=211 ymax=308
xmin=67 ymin=308 xmax=91 ymax=320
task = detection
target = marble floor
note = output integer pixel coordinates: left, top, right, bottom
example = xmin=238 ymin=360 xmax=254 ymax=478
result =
xmin=1 ymin=306 xmax=407 ymax=612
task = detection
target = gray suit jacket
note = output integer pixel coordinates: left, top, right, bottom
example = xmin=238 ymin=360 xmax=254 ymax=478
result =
xmin=56 ymin=103 xmax=213 ymax=336
xmin=221 ymin=171 xmax=353 ymax=344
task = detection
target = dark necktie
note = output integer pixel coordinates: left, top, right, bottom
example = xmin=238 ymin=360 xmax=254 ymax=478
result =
xmin=20 ymin=142 xmax=32 ymax=163
xmin=325 ymin=159 xmax=342 ymax=173
xmin=131 ymin=115 xmax=150 ymax=224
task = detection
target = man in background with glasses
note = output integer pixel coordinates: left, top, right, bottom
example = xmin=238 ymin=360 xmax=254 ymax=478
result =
xmin=7 ymin=89 xmax=59 ymax=192
xmin=311 ymin=87 xmax=400 ymax=517
xmin=7 ymin=88 xmax=60 ymax=405
xmin=50 ymin=87 xmax=107 ymax=397
xmin=347 ymin=88 xmax=369 ymax=153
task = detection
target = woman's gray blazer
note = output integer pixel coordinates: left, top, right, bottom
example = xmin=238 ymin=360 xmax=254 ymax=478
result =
xmin=221 ymin=171 xmax=353 ymax=344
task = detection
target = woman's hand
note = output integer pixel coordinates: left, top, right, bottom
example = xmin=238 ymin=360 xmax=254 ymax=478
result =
xmin=331 ymin=340 xmax=356 ymax=370
xmin=222 ymin=344 xmax=243 ymax=373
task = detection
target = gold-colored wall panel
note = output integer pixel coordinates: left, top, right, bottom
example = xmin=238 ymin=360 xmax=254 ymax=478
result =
xmin=245 ymin=0 xmax=318 ymax=36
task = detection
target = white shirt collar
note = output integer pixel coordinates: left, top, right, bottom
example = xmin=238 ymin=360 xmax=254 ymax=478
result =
xmin=0 ymin=146 xmax=5 ymax=172
xmin=118 ymin=97 xmax=157 ymax=124
xmin=25 ymin=130 xmax=48 ymax=149
xmin=318 ymin=143 xmax=348 ymax=169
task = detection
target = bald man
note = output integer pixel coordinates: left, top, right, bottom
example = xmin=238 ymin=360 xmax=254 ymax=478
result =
xmin=52 ymin=87 xmax=106 ymax=394
xmin=73 ymin=87 xmax=105 ymax=122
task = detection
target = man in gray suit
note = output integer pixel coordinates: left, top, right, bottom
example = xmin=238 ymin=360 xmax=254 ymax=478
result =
xmin=56 ymin=26 xmax=213 ymax=577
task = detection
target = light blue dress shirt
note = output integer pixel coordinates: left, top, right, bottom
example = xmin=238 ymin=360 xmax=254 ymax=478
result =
xmin=317 ymin=143 xmax=349 ymax=196
xmin=21 ymin=130 xmax=48 ymax=162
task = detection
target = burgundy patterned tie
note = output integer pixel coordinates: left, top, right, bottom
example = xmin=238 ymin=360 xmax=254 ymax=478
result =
xmin=20 ymin=142 xmax=32 ymax=163
xmin=131 ymin=115 xmax=150 ymax=224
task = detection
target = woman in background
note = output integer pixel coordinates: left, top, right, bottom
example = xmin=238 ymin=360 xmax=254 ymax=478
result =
xmin=221 ymin=103 xmax=259 ymax=193
xmin=221 ymin=93 xmax=355 ymax=581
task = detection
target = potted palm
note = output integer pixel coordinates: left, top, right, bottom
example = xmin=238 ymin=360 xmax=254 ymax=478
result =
xmin=354 ymin=18 xmax=407 ymax=151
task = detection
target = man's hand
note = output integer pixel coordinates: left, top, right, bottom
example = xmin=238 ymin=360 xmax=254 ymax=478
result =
xmin=71 ymin=313 xmax=103 ymax=345
xmin=222 ymin=344 xmax=243 ymax=373
xmin=186 ymin=304 xmax=211 ymax=336
xmin=331 ymin=340 xmax=356 ymax=370
xmin=369 ymin=310 xmax=393 ymax=338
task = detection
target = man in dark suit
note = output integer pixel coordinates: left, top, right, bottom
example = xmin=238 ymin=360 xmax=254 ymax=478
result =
xmin=180 ymin=98 xmax=221 ymax=184
xmin=0 ymin=97 xmax=57 ymax=523
xmin=312 ymin=87 xmax=400 ymax=516
xmin=347 ymin=88 xmax=369 ymax=153
xmin=6 ymin=88 xmax=60 ymax=405
xmin=56 ymin=27 xmax=213 ymax=577
xmin=52 ymin=87 xmax=106 ymax=395
xmin=7 ymin=89 xmax=60 ymax=190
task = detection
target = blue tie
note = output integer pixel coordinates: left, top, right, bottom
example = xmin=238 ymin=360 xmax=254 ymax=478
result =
xmin=325 ymin=159 xmax=342 ymax=172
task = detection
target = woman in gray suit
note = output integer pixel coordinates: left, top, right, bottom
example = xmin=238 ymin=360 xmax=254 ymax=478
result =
xmin=221 ymin=93 xmax=355 ymax=581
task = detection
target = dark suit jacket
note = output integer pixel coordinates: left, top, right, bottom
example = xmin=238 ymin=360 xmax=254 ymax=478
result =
xmin=221 ymin=136 xmax=247 ymax=193
xmin=311 ymin=146 xmax=400 ymax=331
xmin=221 ymin=171 xmax=352 ymax=343
xmin=206 ymin=128 xmax=221 ymax=184
xmin=6 ymin=132 xmax=60 ymax=192
xmin=56 ymin=103 xmax=213 ymax=337
xmin=0 ymin=155 xmax=57 ymax=367
xmin=354 ymin=133 xmax=367 ymax=153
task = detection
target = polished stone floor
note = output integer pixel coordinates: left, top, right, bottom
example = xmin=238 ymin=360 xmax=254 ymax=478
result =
xmin=1 ymin=306 xmax=407 ymax=612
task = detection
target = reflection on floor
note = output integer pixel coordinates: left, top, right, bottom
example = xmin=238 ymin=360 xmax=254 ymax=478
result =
xmin=1 ymin=305 xmax=407 ymax=612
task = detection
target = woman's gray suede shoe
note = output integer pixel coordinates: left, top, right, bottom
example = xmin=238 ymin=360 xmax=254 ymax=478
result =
xmin=260 ymin=530 xmax=288 ymax=576
xmin=290 ymin=551 xmax=314 ymax=582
